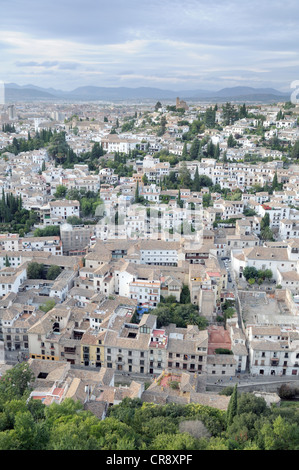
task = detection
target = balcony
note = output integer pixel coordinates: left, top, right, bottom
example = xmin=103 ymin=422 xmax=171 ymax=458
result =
xmin=270 ymin=358 xmax=279 ymax=367
xmin=64 ymin=347 xmax=76 ymax=355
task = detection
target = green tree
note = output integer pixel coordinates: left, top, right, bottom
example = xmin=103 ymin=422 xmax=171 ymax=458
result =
xmin=180 ymin=285 xmax=191 ymax=304
xmin=239 ymin=103 xmax=248 ymax=119
xmin=178 ymin=161 xmax=192 ymax=187
xmin=182 ymin=142 xmax=188 ymax=159
xmin=27 ymin=262 xmax=45 ymax=279
xmin=222 ymin=102 xmax=238 ymax=125
xmin=227 ymin=384 xmax=238 ymax=426
xmin=204 ymin=107 xmax=216 ymax=128
xmin=46 ymin=265 xmax=62 ymax=280
xmin=291 ymin=140 xmax=299 ymax=160
xmin=202 ymin=193 xmax=211 ymax=208
xmin=150 ymin=432 xmax=199 ymax=450
xmin=260 ymin=415 xmax=299 ymax=450
xmin=135 ymin=180 xmax=140 ymax=203
xmin=190 ymin=139 xmax=200 ymax=160
xmin=227 ymin=134 xmax=236 ymax=148
xmin=243 ymin=266 xmax=258 ymax=281
xmin=260 ymin=226 xmax=274 ymax=242
xmin=222 ymin=307 xmax=235 ymax=329
xmin=0 ymin=363 xmax=35 ymax=403
xmin=54 ymin=185 xmax=67 ymax=198
xmin=193 ymin=166 xmax=201 ymax=191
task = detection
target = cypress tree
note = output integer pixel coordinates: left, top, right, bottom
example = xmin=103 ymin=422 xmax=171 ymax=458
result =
xmin=182 ymin=142 xmax=188 ymax=159
xmin=193 ymin=166 xmax=201 ymax=192
xmin=135 ymin=181 xmax=140 ymax=203
xmin=227 ymin=384 xmax=238 ymax=426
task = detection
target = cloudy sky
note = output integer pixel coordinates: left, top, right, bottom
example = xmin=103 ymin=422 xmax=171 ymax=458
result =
xmin=0 ymin=0 xmax=298 ymax=91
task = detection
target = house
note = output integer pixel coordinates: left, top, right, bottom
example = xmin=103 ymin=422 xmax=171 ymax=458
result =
xmin=246 ymin=326 xmax=299 ymax=377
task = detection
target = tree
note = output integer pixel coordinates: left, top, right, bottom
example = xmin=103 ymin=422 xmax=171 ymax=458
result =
xmin=91 ymin=142 xmax=104 ymax=159
xmin=222 ymin=307 xmax=235 ymax=329
xmin=46 ymin=265 xmax=62 ymax=280
xmin=202 ymin=193 xmax=211 ymax=208
xmin=237 ymin=392 xmax=268 ymax=416
xmin=243 ymin=266 xmax=258 ymax=281
xmin=239 ymin=103 xmax=248 ymax=119
xmin=155 ymin=101 xmax=162 ymax=111
xmin=190 ymin=139 xmax=200 ymax=160
xmin=227 ymin=134 xmax=236 ymax=148
xmin=227 ymin=384 xmax=238 ymax=426
xmin=0 ymin=363 xmax=35 ymax=403
xmin=222 ymin=102 xmax=238 ymax=125
xmin=291 ymin=140 xmax=299 ymax=160
xmin=272 ymin=171 xmax=280 ymax=190
xmin=67 ymin=215 xmax=82 ymax=225
xmin=152 ymin=302 xmax=208 ymax=330
xmin=13 ymin=411 xmax=49 ymax=450
xmin=135 ymin=181 xmax=140 ymax=203
xmin=157 ymin=116 xmax=167 ymax=136
xmin=54 ymin=185 xmax=67 ymax=198
xmin=178 ymin=161 xmax=192 ymax=187
xmin=260 ymin=416 xmax=299 ymax=450
xmin=150 ymin=432 xmax=199 ymax=450
xmin=261 ymin=212 xmax=270 ymax=230
xmin=182 ymin=142 xmax=188 ymax=159
xmin=180 ymin=285 xmax=191 ymax=304
xmin=142 ymin=174 xmax=148 ymax=185
xmin=27 ymin=262 xmax=45 ymax=279
xmin=193 ymin=166 xmax=201 ymax=192
xmin=264 ymin=269 xmax=273 ymax=281
xmin=260 ymin=226 xmax=274 ymax=242
xmin=204 ymin=107 xmax=216 ymax=128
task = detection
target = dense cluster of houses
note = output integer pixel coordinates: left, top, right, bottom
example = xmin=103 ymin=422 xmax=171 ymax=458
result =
xmin=0 ymin=99 xmax=299 ymax=412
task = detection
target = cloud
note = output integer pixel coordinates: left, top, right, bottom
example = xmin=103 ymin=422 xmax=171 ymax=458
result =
xmin=0 ymin=1 xmax=298 ymax=90
xmin=16 ymin=61 xmax=59 ymax=68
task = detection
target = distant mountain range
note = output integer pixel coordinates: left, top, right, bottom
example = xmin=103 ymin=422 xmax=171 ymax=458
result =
xmin=3 ymin=83 xmax=290 ymax=103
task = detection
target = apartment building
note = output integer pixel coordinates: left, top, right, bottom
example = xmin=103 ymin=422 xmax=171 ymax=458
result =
xmin=258 ymin=202 xmax=290 ymax=229
xmin=27 ymin=304 xmax=89 ymax=364
xmin=20 ymin=236 xmax=63 ymax=256
xmin=104 ymin=314 xmax=163 ymax=375
xmin=40 ymin=200 xmax=80 ymax=225
xmin=247 ymin=326 xmax=299 ymax=377
xmin=232 ymin=243 xmax=299 ymax=281
xmin=166 ymin=324 xmax=208 ymax=375
xmin=139 ymin=240 xmax=180 ymax=266
xmin=0 ymin=265 xmax=27 ymax=298
xmin=1 ymin=304 xmax=43 ymax=352
xmin=0 ymin=234 xmax=19 ymax=251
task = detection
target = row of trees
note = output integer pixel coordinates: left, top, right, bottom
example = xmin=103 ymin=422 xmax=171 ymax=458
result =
xmin=242 ymin=266 xmax=273 ymax=284
xmin=149 ymin=289 xmax=209 ymax=330
xmin=0 ymin=129 xmax=56 ymax=156
xmin=2 ymin=123 xmax=16 ymax=133
xmin=27 ymin=262 xmax=62 ymax=281
xmin=0 ymin=191 xmax=38 ymax=235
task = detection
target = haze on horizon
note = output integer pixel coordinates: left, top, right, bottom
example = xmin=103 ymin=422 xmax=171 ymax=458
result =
xmin=0 ymin=0 xmax=299 ymax=93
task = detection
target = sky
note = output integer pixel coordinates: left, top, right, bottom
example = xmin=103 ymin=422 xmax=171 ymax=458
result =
xmin=0 ymin=0 xmax=299 ymax=92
